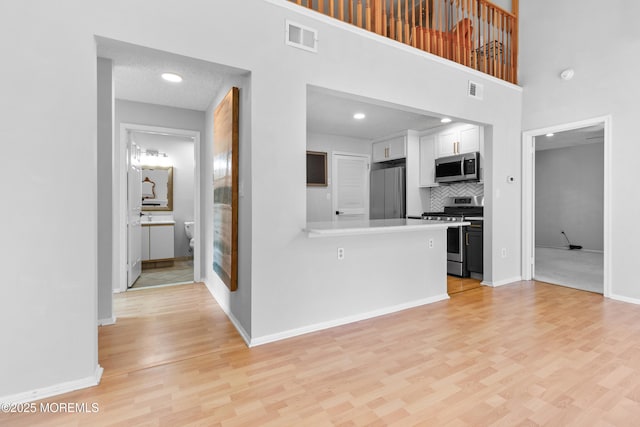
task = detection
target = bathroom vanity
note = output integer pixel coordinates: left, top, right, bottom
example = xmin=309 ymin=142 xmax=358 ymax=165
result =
xmin=141 ymin=220 xmax=175 ymax=261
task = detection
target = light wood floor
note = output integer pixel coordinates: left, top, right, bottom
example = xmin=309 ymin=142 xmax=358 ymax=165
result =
xmin=4 ymin=281 xmax=640 ymax=426
xmin=447 ymin=275 xmax=482 ymax=295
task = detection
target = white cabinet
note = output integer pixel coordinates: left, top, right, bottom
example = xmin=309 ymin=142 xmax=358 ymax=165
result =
xmin=372 ymin=135 xmax=406 ymax=162
xmin=459 ymin=125 xmax=480 ymax=154
xmin=436 ymin=130 xmax=458 ymax=157
xmin=142 ymin=224 xmax=175 ymax=261
xmin=142 ymin=226 xmax=150 ymax=260
xmin=436 ymin=124 xmax=481 ymax=158
xmin=419 ymin=135 xmax=438 ymax=187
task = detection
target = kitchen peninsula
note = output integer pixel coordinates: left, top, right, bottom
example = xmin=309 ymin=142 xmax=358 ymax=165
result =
xmin=288 ymin=219 xmax=469 ymax=339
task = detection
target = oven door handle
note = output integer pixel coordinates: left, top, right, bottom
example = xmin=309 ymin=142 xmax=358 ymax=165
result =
xmin=465 ymin=232 xmax=470 ymax=246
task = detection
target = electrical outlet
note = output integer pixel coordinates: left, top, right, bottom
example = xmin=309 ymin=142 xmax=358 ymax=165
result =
xmin=428 ymin=239 xmax=434 ymax=249
xmin=501 ymin=248 xmax=507 ymax=258
xmin=337 ymin=247 xmax=345 ymax=260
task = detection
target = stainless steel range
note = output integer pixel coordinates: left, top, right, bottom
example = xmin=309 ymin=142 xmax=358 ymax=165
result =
xmin=422 ymin=196 xmax=484 ymax=277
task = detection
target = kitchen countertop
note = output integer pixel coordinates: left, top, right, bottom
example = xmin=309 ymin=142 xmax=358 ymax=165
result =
xmin=305 ymin=218 xmax=469 ymax=238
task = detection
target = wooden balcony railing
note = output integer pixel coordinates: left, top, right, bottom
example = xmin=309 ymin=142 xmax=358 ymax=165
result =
xmin=291 ymin=0 xmax=518 ymax=84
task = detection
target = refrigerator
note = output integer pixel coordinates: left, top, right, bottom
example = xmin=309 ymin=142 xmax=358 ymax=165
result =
xmin=370 ymin=166 xmax=406 ymax=219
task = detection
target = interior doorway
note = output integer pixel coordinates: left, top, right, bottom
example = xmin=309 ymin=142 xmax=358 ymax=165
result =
xmin=118 ymin=123 xmax=201 ymax=293
xmin=522 ymin=116 xmax=612 ymax=296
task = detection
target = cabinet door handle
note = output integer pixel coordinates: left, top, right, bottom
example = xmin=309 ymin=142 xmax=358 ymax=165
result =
xmin=465 ymin=232 xmax=469 ymax=246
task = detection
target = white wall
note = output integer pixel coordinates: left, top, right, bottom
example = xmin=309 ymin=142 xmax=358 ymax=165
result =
xmin=97 ymin=58 xmax=114 ymax=324
xmin=133 ymin=132 xmax=195 ymax=258
xmin=520 ymin=0 xmax=640 ymax=298
xmin=0 ymin=0 xmax=522 ymax=398
xmin=115 ymin=100 xmax=205 ymax=149
xmin=535 ymin=142 xmax=603 ymax=251
xmin=306 ymin=133 xmax=372 ymax=222
xmin=0 ymin=1 xmax=99 ymax=398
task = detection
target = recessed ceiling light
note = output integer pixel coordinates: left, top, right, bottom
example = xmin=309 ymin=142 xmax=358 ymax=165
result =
xmin=161 ymin=73 xmax=183 ymax=83
xmin=560 ymin=69 xmax=575 ymax=81
xmin=546 ymin=133 xmax=555 ymax=137
xmin=353 ymin=113 xmax=366 ymax=120
xmin=441 ymin=118 xmax=452 ymax=123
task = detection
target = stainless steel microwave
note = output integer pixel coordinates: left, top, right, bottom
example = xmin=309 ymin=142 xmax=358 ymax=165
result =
xmin=435 ymin=152 xmax=480 ymax=183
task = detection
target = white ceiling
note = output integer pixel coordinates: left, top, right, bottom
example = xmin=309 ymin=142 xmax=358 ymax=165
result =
xmin=97 ymin=39 xmax=455 ymax=139
xmin=96 ymin=37 xmax=248 ymax=111
xmin=535 ymin=124 xmax=604 ymax=151
xmin=307 ymin=87 xmax=448 ymax=140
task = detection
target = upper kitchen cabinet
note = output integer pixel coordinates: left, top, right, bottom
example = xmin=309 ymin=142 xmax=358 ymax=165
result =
xmin=436 ymin=124 xmax=481 ymax=158
xmin=419 ymin=135 xmax=438 ymax=187
xmin=372 ymin=135 xmax=406 ymax=163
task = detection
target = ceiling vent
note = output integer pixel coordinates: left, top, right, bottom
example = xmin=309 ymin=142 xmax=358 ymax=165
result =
xmin=286 ymin=20 xmax=318 ymax=53
xmin=468 ymin=80 xmax=484 ymax=100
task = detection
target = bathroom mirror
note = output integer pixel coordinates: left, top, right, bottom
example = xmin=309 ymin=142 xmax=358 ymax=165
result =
xmin=141 ymin=166 xmax=173 ymax=211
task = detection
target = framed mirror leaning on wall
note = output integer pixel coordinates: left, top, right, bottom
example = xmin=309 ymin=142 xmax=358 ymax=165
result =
xmin=141 ymin=166 xmax=173 ymax=211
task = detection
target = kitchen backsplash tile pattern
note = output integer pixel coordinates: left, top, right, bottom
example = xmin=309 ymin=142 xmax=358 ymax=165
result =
xmin=431 ymin=182 xmax=484 ymax=211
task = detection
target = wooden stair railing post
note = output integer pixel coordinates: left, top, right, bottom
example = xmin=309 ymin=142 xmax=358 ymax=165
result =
xmin=318 ymin=0 xmax=324 ymax=14
xmin=389 ymin=0 xmax=395 ymax=39
xmin=383 ymin=0 xmax=388 ymax=37
xmin=425 ymin=0 xmax=431 ymax=53
xmin=512 ymin=0 xmax=518 ymax=84
xmin=374 ymin=0 xmax=382 ymax=34
xmin=329 ymin=0 xmax=334 ymax=17
xmin=411 ymin=0 xmax=416 ymax=48
xmin=366 ymin=0 xmax=371 ymax=31
xmin=357 ymin=0 xmax=363 ymax=28
xmin=418 ymin=0 xmax=423 ymax=50
xmin=404 ymin=0 xmax=410 ymax=45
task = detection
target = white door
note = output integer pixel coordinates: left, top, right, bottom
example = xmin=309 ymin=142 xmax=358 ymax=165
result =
xmin=332 ymin=153 xmax=370 ymax=221
xmin=127 ymin=138 xmax=142 ymax=288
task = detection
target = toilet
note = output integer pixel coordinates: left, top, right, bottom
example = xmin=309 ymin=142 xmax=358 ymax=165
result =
xmin=184 ymin=221 xmax=195 ymax=251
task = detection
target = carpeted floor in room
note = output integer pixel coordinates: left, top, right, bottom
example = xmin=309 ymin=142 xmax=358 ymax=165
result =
xmin=535 ymin=246 xmax=603 ymax=294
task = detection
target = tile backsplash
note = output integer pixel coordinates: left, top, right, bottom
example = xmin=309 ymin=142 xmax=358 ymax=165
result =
xmin=430 ymin=182 xmax=484 ymax=211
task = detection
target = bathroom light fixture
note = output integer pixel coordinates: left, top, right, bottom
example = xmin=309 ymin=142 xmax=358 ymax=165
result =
xmin=546 ymin=133 xmax=555 ymax=137
xmin=560 ymin=68 xmax=574 ymax=81
xmin=440 ymin=117 xmax=452 ymax=123
xmin=353 ymin=113 xmax=366 ymax=120
xmin=143 ymin=149 xmax=168 ymax=158
xmin=161 ymin=72 xmax=183 ymax=83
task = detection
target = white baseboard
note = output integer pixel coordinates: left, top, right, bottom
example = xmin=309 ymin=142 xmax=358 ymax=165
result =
xmin=249 ymin=294 xmax=450 ymax=347
xmin=98 ymin=316 xmax=116 ymax=326
xmin=482 ymin=276 xmax=523 ymax=288
xmin=202 ymin=277 xmax=251 ymax=347
xmin=609 ymin=294 xmax=640 ymax=305
xmin=0 ymin=365 xmax=103 ymax=404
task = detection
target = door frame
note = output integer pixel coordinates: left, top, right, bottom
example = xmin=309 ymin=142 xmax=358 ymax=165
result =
xmin=115 ymin=123 xmax=201 ymax=293
xmin=521 ymin=115 xmax=612 ymax=297
xmin=331 ymin=151 xmax=371 ymax=220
